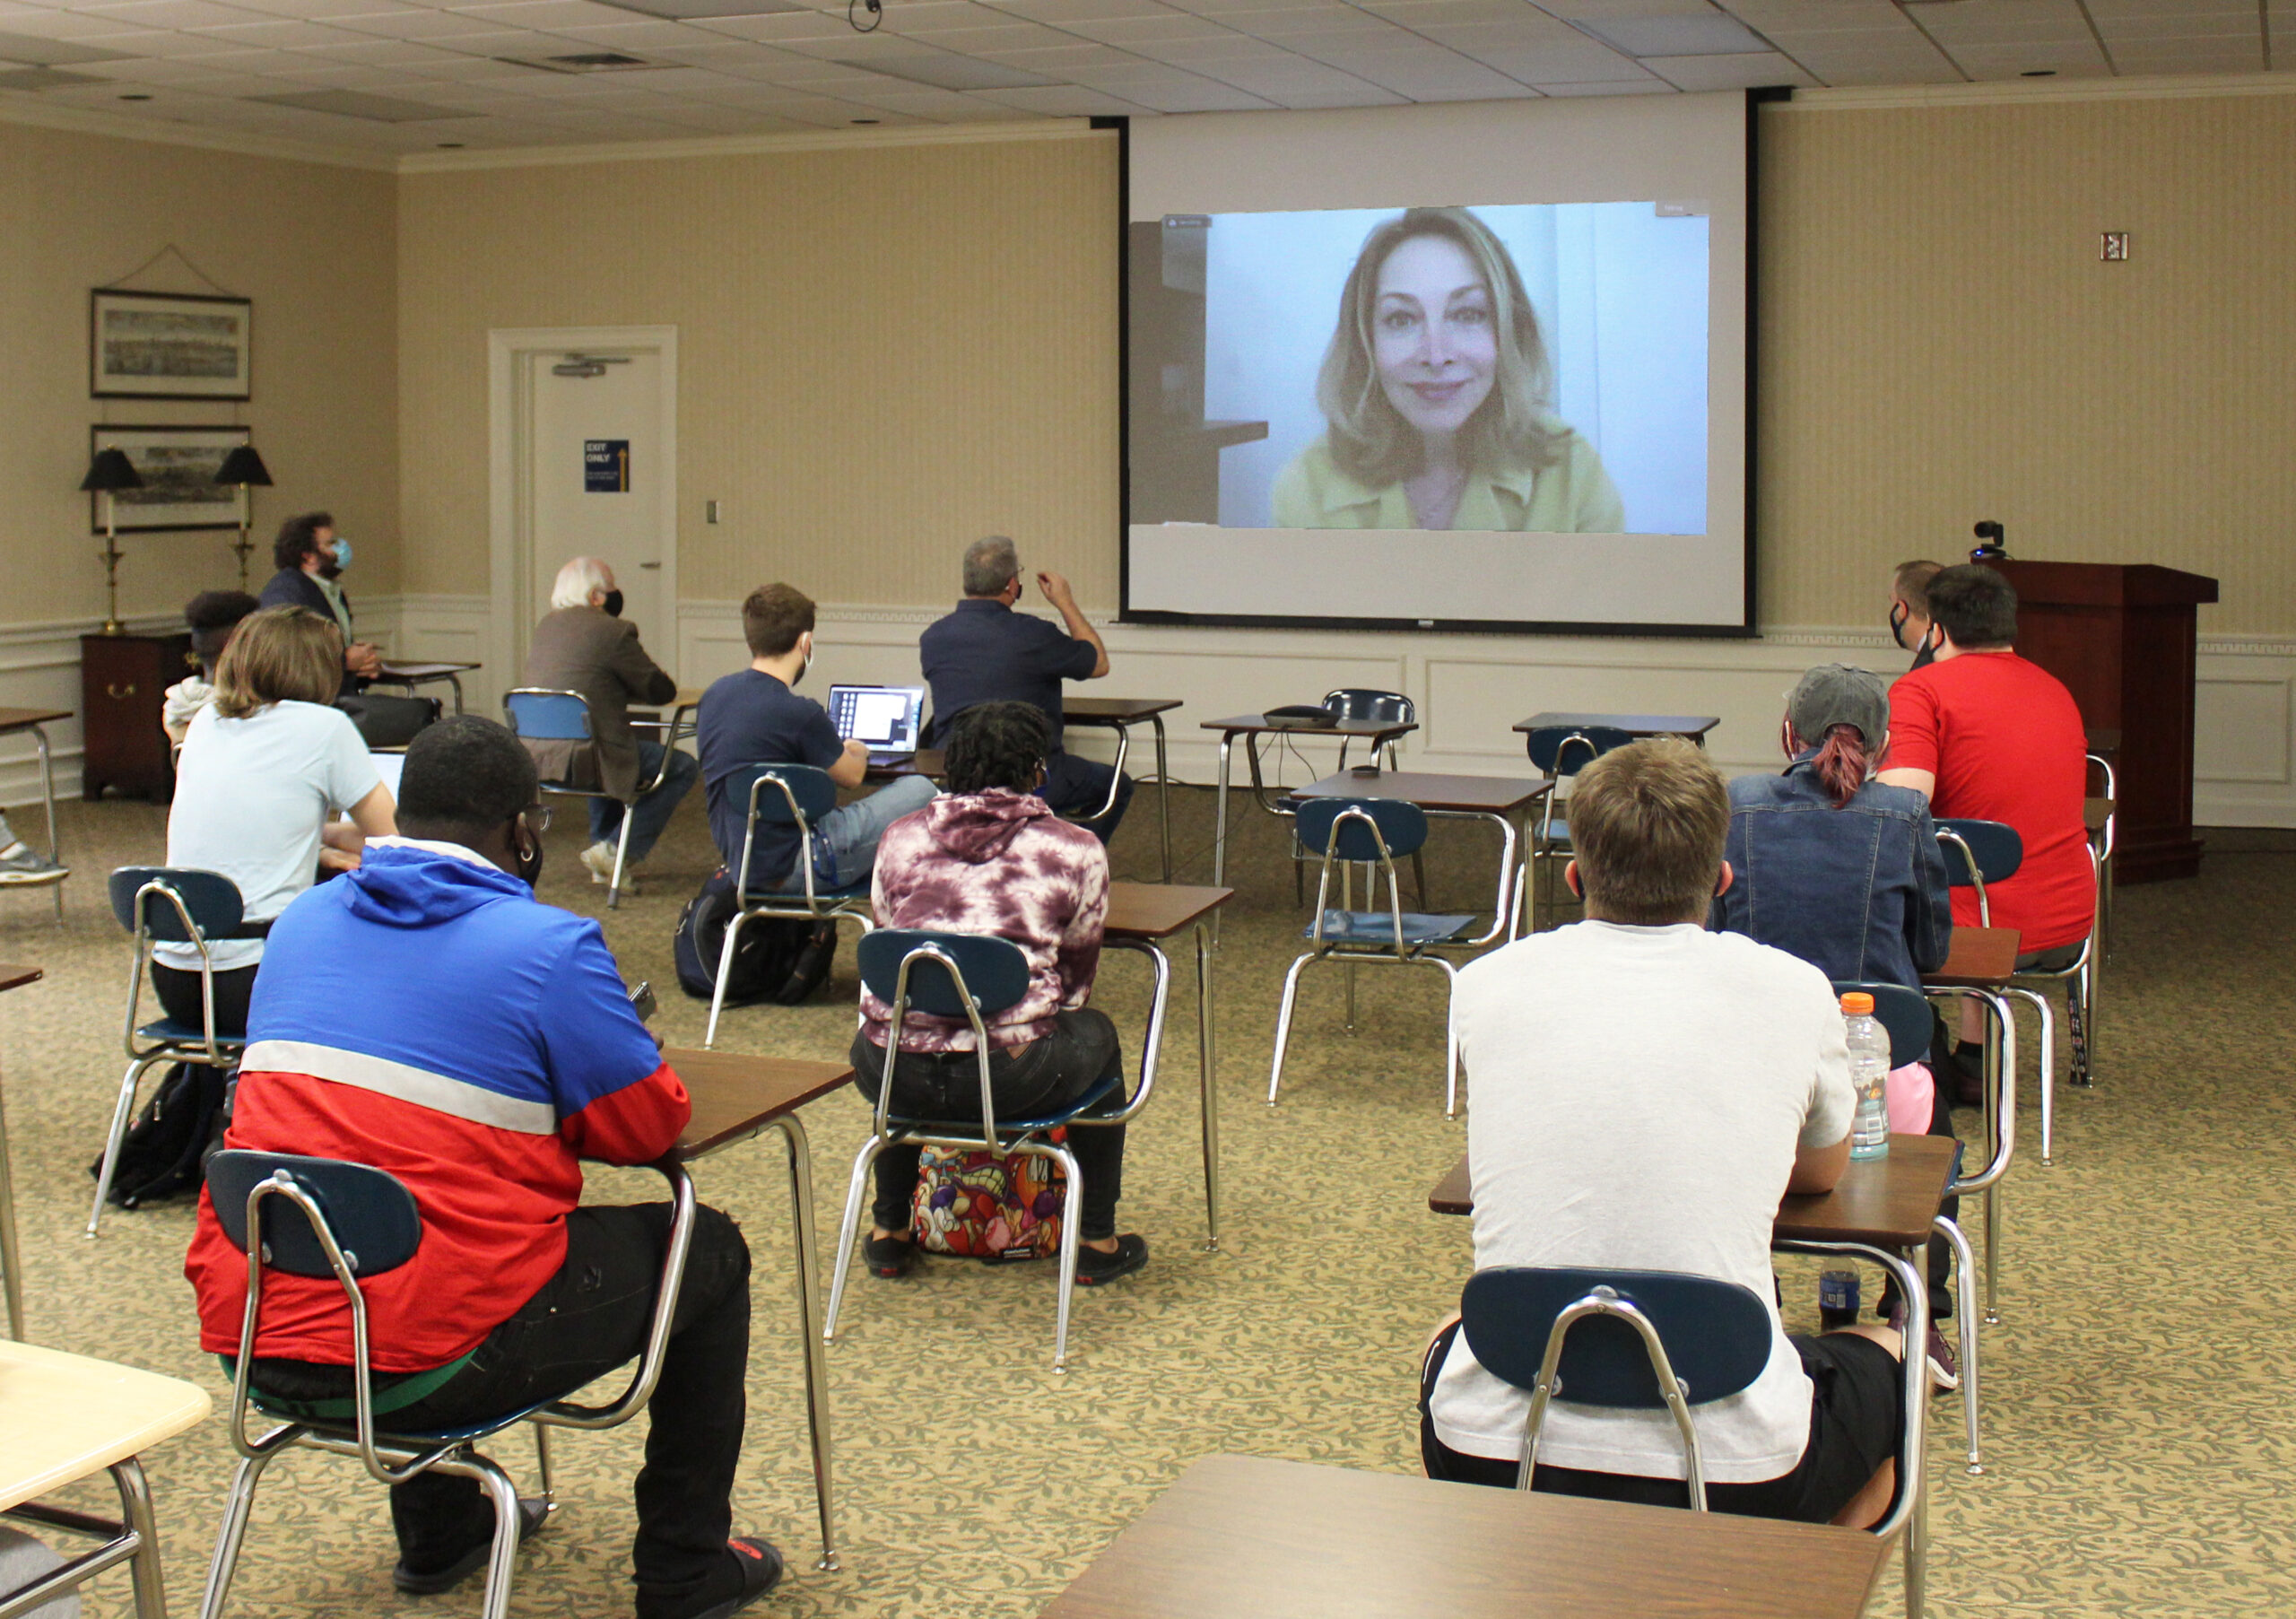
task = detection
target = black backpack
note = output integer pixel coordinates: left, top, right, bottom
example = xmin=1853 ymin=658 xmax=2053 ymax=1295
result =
xmin=673 ymin=868 xmax=839 ymax=1008
xmin=87 ymin=1062 xmax=231 ymax=1209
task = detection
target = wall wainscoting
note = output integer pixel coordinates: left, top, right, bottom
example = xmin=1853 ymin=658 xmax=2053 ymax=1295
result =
xmin=13 ymin=596 xmax=2289 ymax=831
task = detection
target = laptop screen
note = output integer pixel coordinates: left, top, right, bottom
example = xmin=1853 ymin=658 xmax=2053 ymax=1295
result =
xmin=827 ymin=684 xmax=926 ymax=753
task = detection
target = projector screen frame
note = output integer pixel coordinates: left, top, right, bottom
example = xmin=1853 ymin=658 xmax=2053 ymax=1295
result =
xmin=1111 ymin=89 xmax=1779 ymax=641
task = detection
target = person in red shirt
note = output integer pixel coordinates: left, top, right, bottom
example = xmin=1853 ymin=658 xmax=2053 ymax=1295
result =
xmin=185 ymin=717 xmax=784 ymax=1619
xmin=1879 ymin=565 xmax=2095 ymax=1083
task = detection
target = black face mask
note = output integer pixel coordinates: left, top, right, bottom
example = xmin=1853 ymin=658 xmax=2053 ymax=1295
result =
xmin=1889 ymin=603 xmax=1910 ymax=649
xmin=600 ymin=590 xmax=624 ymax=618
xmin=513 ymin=823 xmax=545 ymax=890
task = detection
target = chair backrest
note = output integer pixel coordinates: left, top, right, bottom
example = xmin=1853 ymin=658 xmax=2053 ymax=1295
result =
xmin=726 ymin=762 xmax=839 ymax=828
xmin=1460 ymin=1266 xmax=1771 ymax=1409
xmin=1294 ymin=796 xmax=1429 ymax=862
xmin=207 ymin=1151 xmax=423 ymax=1280
xmin=857 ymin=929 xmax=1032 ymax=1021
xmin=1935 ymin=818 xmax=2021 ymax=885
xmin=109 ymin=866 xmax=245 ymax=943
xmin=1525 ymin=725 xmax=1635 ymax=778
xmin=1322 ymin=688 xmax=1415 ymax=726
xmin=1832 ymin=980 xmax=1933 ymax=1068
xmin=503 ymin=688 xmax=596 ymax=743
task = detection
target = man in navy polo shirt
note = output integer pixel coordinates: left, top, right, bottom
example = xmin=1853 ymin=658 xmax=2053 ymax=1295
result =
xmin=698 ymin=584 xmax=936 ymax=887
xmin=918 ymin=535 xmax=1133 ymax=842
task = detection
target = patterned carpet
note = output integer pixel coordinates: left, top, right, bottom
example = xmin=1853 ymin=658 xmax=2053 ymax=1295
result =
xmin=2 ymin=780 xmax=2291 ymax=1618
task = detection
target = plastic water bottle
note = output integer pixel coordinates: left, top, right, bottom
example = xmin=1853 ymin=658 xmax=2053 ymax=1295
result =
xmin=1841 ymin=992 xmax=1891 ymax=1161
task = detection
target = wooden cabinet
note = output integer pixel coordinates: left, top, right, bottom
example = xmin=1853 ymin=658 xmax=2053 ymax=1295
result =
xmin=81 ymin=632 xmax=192 ymax=802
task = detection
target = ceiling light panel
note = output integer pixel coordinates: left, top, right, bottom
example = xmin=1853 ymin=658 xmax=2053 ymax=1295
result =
xmin=1570 ymin=13 xmax=1770 ymax=56
xmin=831 ymin=50 xmax=1057 ymax=86
xmin=253 ymin=83 xmax=463 ymax=113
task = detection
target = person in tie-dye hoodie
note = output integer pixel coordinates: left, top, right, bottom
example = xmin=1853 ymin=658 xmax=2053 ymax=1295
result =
xmin=848 ymin=701 xmax=1148 ymax=1287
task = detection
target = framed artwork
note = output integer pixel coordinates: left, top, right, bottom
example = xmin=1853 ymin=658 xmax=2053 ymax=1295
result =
xmin=91 ymin=424 xmax=250 ymax=532
xmin=90 ymin=289 xmax=252 ymax=400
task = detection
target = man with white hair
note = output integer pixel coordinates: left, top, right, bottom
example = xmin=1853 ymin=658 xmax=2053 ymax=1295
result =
xmin=520 ymin=557 xmax=696 ymax=891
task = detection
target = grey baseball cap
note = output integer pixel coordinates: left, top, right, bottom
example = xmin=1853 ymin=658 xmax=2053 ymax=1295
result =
xmin=1788 ymin=664 xmax=1890 ymax=746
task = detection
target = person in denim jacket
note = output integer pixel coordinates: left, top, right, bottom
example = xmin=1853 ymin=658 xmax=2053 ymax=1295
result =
xmin=1714 ymin=666 xmax=1961 ymax=1356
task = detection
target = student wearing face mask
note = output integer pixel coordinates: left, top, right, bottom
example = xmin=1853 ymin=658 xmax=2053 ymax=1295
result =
xmin=521 ymin=556 xmax=694 ymax=894
xmin=1888 ymin=560 xmax=1944 ymax=672
xmin=259 ymin=511 xmax=384 ymax=692
xmin=184 ymin=717 xmax=788 ymax=1619
xmin=696 ymin=583 xmax=936 ymax=891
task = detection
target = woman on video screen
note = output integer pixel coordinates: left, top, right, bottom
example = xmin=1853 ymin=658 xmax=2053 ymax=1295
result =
xmin=1272 ymin=206 xmax=1624 ymax=534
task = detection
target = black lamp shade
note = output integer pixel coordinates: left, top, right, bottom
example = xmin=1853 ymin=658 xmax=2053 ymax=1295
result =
xmin=81 ymin=447 xmax=143 ymax=492
xmin=214 ymin=445 xmax=273 ymax=488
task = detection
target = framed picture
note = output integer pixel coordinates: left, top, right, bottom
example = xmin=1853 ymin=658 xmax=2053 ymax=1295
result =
xmin=90 ymin=289 xmax=252 ymax=401
xmin=91 ymin=424 xmax=250 ymax=533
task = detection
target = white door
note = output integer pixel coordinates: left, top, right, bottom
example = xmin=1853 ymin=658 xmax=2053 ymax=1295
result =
xmin=521 ymin=347 xmax=674 ymax=675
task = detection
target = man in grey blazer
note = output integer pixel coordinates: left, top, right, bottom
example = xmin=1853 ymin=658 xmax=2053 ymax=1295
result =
xmin=521 ymin=558 xmax=697 ymax=891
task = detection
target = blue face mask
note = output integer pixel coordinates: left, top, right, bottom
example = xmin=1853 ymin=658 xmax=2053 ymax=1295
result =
xmin=331 ymin=536 xmax=353 ymax=570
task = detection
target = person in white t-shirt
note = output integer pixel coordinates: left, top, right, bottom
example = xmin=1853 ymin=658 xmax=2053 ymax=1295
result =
xmin=160 ymin=606 xmax=397 ymax=1040
xmin=1422 ymin=736 xmax=1906 ymax=1528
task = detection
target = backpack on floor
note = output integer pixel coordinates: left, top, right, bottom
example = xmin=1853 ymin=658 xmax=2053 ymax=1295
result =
xmin=86 ymin=1062 xmax=230 ymax=1209
xmin=672 ymin=867 xmax=839 ymax=1008
xmin=912 ymin=1143 xmax=1068 ymax=1262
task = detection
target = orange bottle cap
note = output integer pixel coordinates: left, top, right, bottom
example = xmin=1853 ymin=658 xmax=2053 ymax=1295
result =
xmin=1839 ymin=992 xmax=1875 ymax=1014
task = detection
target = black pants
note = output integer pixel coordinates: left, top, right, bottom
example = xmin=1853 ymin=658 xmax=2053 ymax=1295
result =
xmin=1039 ymin=752 xmax=1134 ymax=845
xmin=152 ymin=962 xmax=257 ymax=1039
xmin=850 ymin=1006 xmax=1128 ymax=1240
xmin=253 ymin=1204 xmax=750 ymax=1600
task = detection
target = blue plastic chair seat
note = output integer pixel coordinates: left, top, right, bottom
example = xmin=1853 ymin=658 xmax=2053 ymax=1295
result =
xmin=1535 ymin=816 xmax=1571 ymax=844
xmin=740 ymin=879 xmax=872 ymax=905
xmin=883 ymin=1074 xmax=1123 ymax=1138
xmin=138 ymin=1018 xmax=247 ymax=1049
xmin=1309 ymin=909 xmax=1477 ymax=945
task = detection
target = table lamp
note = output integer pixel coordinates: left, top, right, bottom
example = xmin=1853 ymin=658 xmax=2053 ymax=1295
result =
xmin=82 ymin=447 xmax=144 ymax=636
xmin=214 ymin=444 xmax=273 ymax=589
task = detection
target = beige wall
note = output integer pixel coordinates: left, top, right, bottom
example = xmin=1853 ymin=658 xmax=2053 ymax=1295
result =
xmin=0 ymin=119 xmax=398 ymax=627
xmin=1760 ymin=91 xmax=2296 ymax=634
xmin=396 ymin=129 xmax=1120 ymax=609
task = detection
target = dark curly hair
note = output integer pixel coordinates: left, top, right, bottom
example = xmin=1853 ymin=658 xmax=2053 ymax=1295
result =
xmin=942 ymin=701 xmax=1050 ymax=796
xmin=272 ymin=511 xmax=334 ymax=571
xmin=184 ymin=589 xmax=259 ymax=674
xmin=398 ymin=716 xmax=538 ymax=840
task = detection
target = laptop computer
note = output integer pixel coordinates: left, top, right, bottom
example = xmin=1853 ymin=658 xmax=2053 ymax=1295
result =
xmin=827 ymin=683 xmax=927 ymax=768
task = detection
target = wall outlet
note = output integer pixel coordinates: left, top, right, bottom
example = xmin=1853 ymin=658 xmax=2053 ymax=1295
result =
xmin=705 ymin=499 xmax=721 ymax=524
xmin=2100 ymin=231 xmax=2129 ymax=261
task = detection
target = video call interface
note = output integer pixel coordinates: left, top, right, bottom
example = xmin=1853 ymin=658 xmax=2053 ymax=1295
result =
xmin=1121 ymin=94 xmax=1752 ymax=635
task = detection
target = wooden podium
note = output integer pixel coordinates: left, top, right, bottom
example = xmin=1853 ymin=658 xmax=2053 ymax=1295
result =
xmin=1987 ymin=560 xmax=2218 ymax=883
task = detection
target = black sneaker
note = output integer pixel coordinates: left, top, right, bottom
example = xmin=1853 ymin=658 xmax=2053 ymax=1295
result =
xmin=864 ymin=1232 xmax=916 ymax=1279
xmin=1074 ymin=1233 xmax=1148 ymax=1286
xmin=639 ymin=1537 xmax=787 ymax=1619
xmin=392 ymin=1496 xmax=550 ymax=1594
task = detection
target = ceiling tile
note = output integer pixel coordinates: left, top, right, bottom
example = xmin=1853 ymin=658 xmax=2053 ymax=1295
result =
xmin=1638 ymin=46 xmax=1811 ymax=88
xmin=1263 ymin=79 xmax=1403 ymax=100
xmin=1531 ymin=72 xmax=1664 ymax=90
xmin=82 ymin=0 xmax=274 ymax=23
xmin=1447 ymin=36 xmax=1643 ymax=78
xmin=968 ymin=77 xmax=1145 ymax=107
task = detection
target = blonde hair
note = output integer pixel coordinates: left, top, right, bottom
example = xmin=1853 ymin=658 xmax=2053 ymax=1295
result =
xmin=1567 ymin=738 xmax=1729 ymax=926
xmin=211 ymin=606 xmax=344 ymax=718
xmin=551 ymin=556 xmax=613 ymax=611
xmin=1316 ymin=206 xmax=1559 ymax=490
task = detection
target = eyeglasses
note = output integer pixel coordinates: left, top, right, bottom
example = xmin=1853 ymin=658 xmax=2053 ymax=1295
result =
xmin=520 ymin=805 xmax=552 ymax=832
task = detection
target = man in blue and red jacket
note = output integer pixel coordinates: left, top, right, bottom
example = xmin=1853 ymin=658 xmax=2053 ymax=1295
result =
xmin=187 ymin=716 xmax=782 ymax=1619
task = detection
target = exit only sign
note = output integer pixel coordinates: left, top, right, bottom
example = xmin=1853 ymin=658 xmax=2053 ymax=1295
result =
xmin=584 ymin=440 xmax=631 ymax=492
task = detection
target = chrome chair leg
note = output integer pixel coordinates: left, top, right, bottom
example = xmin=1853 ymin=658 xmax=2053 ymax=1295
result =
xmin=1411 ymin=849 xmax=1429 ymax=910
xmin=1265 ymin=954 xmax=1312 ymax=1107
xmin=2004 ymin=986 xmax=2055 ymax=1169
xmin=703 ymin=910 xmax=750 ymax=1049
xmin=109 ymin=1457 xmax=168 ymax=1619
xmin=606 ymin=802 xmax=636 ymax=911
xmin=198 ymin=1439 xmax=292 ymax=1619
xmin=87 ymin=1054 xmax=167 ymax=1237
xmin=530 ymin=1423 xmax=556 ymax=1511
xmin=769 ymin=1114 xmax=838 ymax=1572
xmin=1040 ymin=1139 xmax=1084 ymax=1374
xmin=466 ymin=1453 xmax=524 ymax=1619
xmin=1426 ymin=953 xmax=1463 ymax=1119
xmin=822 ymin=1135 xmax=891 ymax=1344
xmin=1933 ymin=1215 xmax=1982 ymax=1475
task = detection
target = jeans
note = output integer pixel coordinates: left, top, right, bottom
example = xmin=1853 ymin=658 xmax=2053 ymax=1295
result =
xmin=1039 ymin=752 xmax=1133 ymax=845
xmin=849 ymin=1006 xmax=1128 ymax=1240
xmin=251 ymin=1203 xmax=751 ymax=1601
xmin=590 ymin=743 xmax=701 ymax=866
xmin=773 ymin=775 xmax=937 ymax=892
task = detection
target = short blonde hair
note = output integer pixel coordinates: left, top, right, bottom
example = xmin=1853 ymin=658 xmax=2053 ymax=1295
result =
xmin=551 ymin=556 xmax=613 ymax=611
xmin=1567 ymin=738 xmax=1729 ymax=926
xmin=212 ymin=606 xmax=343 ymax=718
xmin=1317 ymin=206 xmax=1559 ymax=490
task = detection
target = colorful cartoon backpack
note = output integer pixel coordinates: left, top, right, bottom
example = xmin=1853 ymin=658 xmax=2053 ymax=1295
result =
xmin=912 ymin=1142 xmax=1068 ymax=1262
